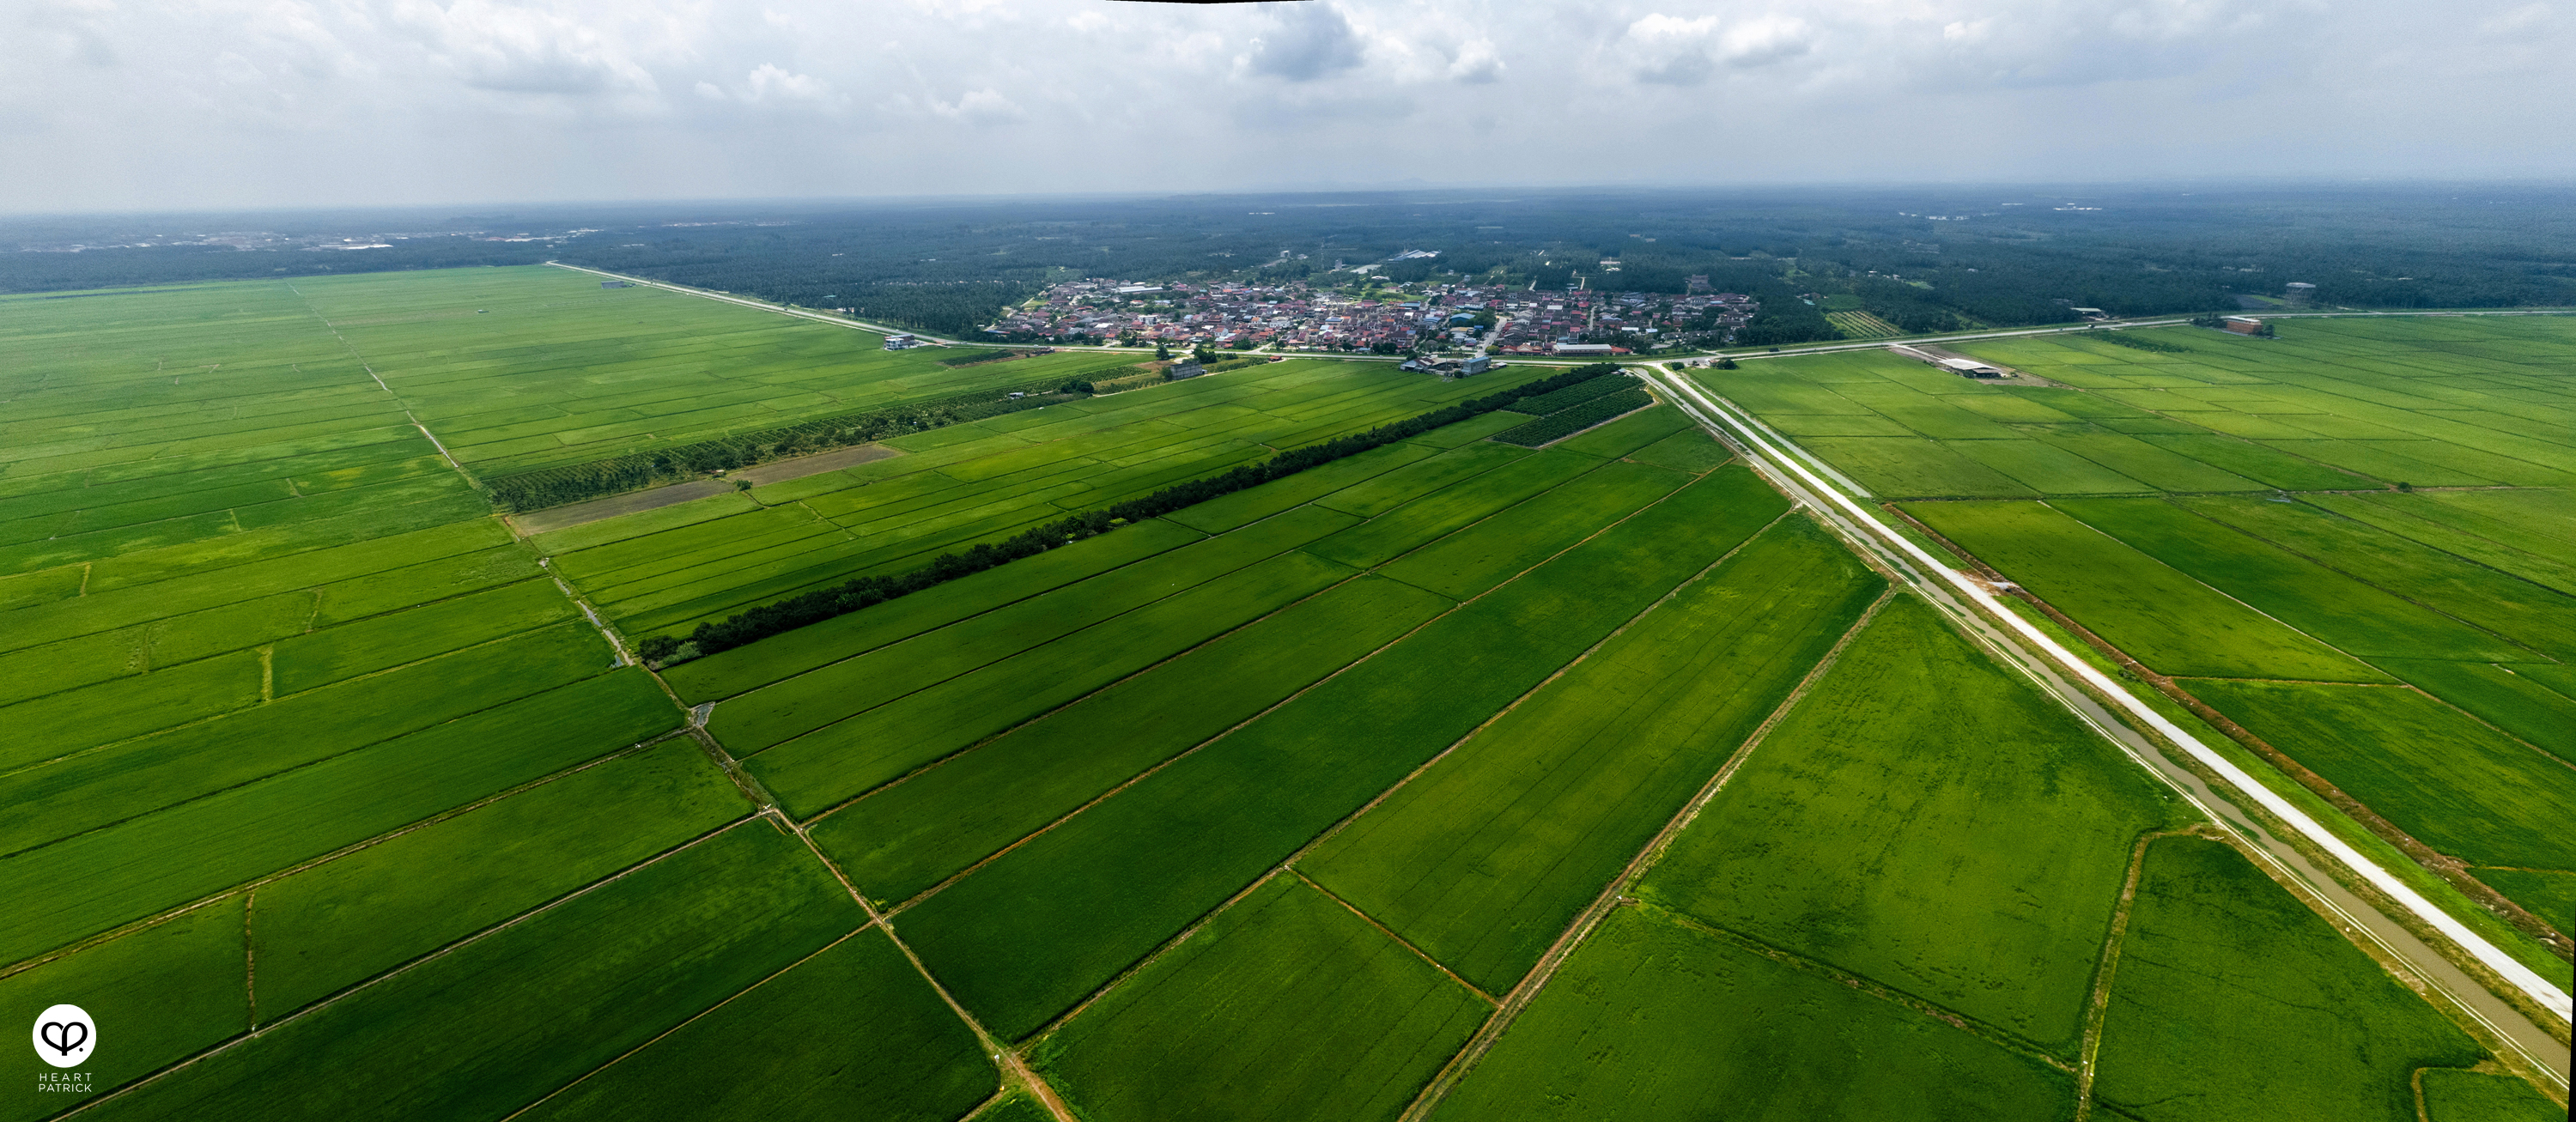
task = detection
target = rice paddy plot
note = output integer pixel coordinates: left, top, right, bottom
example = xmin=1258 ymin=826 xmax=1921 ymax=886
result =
xmin=1637 ymin=594 xmax=2188 ymax=1052
xmin=2131 ymin=434 xmax=2372 ymax=489
xmin=1036 ymin=876 xmax=1488 ymax=1122
xmin=747 ymin=549 xmax=1358 ymax=817
xmin=2175 ymin=494 xmax=2576 ymax=659
xmin=2021 ymin=427 xmax=2263 ymax=491
xmin=0 ymin=899 xmax=245 ymax=1121
xmin=2055 ymin=497 xmax=2530 ymax=661
xmin=248 ymin=738 xmax=751 ymax=1017
xmin=516 ymin=930 xmax=993 ymax=1122
xmin=1903 ymin=500 xmax=2380 ymax=682
xmin=1306 ymin=516 xmax=1881 ymax=995
xmin=0 ymin=670 xmax=677 ymax=967
xmin=895 ymin=470 xmax=1785 ymax=1041
xmin=2303 ymin=491 xmax=2576 ymax=597
xmin=811 ymin=575 xmax=1455 ymax=907
xmin=1375 ymin=458 xmax=1689 ymax=601
xmin=707 ymin=505 xmax=1353 ymax=756
xmin=2419 ymin=1070 xmax=2569 ymax=1122
xmin=1621 ymin=426 xmax=1731 ymax=474
xmin=79 ymin=823 xmax=863 ymax=1122
xmin=1426 ymin=906 xmax=2075 ymax=1122
xmin=1302 ymin=450 xmax=1615 ymax=569
xmin=2089 ymin=837 xmax=2486 ymax=1122
xmin=0 ymin=621 xmax=621 ymax=855
xmin=1796 ymin=438 xmax=2038 ymax=498
xmin=2475 ymin=869 xmax=2576 ymax=937
xmin=2372 ymin=659 xmax=2576 ymax=765
xmin=1948 ymin=439 xmax=2154 ymax=494
xmin=1546 ymin=403 xmax=1695 ymax=458
xmin=2183 ymin=678 xmax=2576 ymax=878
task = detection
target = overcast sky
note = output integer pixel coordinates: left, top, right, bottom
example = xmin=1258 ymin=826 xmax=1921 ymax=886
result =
xmin=7 ymin=0 xmax=2570 ymax=213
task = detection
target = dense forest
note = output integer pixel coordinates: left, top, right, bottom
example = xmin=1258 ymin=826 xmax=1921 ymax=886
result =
xmin=7 ymin=186 xmax=2573 ymax=336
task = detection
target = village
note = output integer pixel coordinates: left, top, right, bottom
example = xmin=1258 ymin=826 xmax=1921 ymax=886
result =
xmin=979 ymin=273 xmax=1760 ymax=358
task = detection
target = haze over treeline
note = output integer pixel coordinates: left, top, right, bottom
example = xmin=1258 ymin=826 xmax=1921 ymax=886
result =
xmin=6 ymin=187 xmax=2572 ymax=337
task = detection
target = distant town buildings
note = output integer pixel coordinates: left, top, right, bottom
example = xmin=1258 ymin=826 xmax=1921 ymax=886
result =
xmin=978 ymin=277 xmax=1759 ymax=355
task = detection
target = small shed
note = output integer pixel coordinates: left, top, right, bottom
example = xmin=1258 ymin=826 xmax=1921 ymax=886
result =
xmin=1939 ymin=357 xmax=2003 ymax=379
xmin=1166 ymin=363 xmax=1206 ymax=381
xmin=2222 ymin=316 xmax=2264 ymax=335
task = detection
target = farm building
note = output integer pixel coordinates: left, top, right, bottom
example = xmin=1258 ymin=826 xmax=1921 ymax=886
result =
xmin=1552 ymin=343 xmax=1614 ymax=355
xmin=1939 ymin=357 xmax=2004 ymax=379
xmin=1165 ymin=363 xmax=1206 ymax=380
xmin=2284 ymin=282 xmax=2317 ymax=304
xmin=2222 ymin=316 xmax=2265 ymax=335
xmin=884 ymin=333 xmax=920 ymax=350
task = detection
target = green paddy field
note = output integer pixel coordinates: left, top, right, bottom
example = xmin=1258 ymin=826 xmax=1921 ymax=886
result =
xmin=2 ymin=270 xmax=2561 ymax=1120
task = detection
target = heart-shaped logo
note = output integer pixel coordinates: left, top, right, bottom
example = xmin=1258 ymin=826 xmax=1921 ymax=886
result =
xmin=29 ymin=1004 xmax=94 ymax=1068
xmin=41 ymin=1021 xmax=87 ymax=1057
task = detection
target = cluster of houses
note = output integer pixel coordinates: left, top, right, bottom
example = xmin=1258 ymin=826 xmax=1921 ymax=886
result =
xmin=1485 ymin=289 xmax=1756 ymax=355
xmin=981 ymin=278 xmax=1764 ymax=356
xmin=982 ymin=279 xmax=1433 ymax=352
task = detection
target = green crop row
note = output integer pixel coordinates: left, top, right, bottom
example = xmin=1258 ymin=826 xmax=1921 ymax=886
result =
xmin=1308 ymin=515 xmax=1882 ymax=996
xmin=895 ymin=468 xmax=1789 ymax=1040
xmin=1639 ymin=594 xmax=2190 ymax=1051
xmin=811 ymin=575 xmax=1453 ymax=907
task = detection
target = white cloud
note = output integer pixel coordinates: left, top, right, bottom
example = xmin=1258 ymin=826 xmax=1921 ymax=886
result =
xmin=0 ymin=0 xmax=2567 ymax=211
xmin=1245 ymin=3 xmax=1366 ymax=82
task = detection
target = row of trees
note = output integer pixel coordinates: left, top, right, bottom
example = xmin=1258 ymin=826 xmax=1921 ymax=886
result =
xmin=634 ymin=364 xmax=1627 ymax=664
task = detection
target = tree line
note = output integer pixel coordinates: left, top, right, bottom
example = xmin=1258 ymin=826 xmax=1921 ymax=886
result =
xmin=633 ymin=363 xmax=1626 ymax=665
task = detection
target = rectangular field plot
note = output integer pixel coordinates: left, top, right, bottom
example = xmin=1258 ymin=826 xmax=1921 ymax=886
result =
xmin=2303 ymin=491 xmax=2576 ymax=596
xmin=79 ymin=823 xmax=862 ymax=1122
xmin=709 ymin=505 xmax=1352 ymax=758
xmin=812 ymin=575 xmax=1455 ymax=907
xmin=0 ymin=670 xmax=677 ymax=966
xmin=1375 ymin=458 xmax=1689 ymax=601
xmin=2055 ymin=498 xmax=2529 ymax=661
xmin=2375 ymin=658 xmax=2576 ymax=765
xmin=1638 ymin=595 xmax=2188 ymax=1052
xmin=0 ymin=899 xmax=246 ymax=1120
xmin=1305 ymin=516 xmax=1881 ymax=995
xmin=1427 ymin=906 xmax=2075 ymax=1122
xmin=1903 ymin=500 xmax=2379 ymax=682
xmin=248 ymin=738 xmax=750 ymax=1017
xmin=893 ymin=470 xmax=1790 ymax=1041
xmin=1796 ymin=438 xmax=2037 ymax=498
xmin=2183 ymin=679 xmax=2576 ymax=876
xmin=2091 ymin=837 xmax=2485 ymax=1122
xmin=2174 ymin=495 xmax=2576 ymax=660
xmin=517 ymin=930 xmax=993 ymax=1122
xmin=747 ymin=548 xmax=1358 ymax=816
xmin=1037 ymin=876 xmax=1488 ymax=1122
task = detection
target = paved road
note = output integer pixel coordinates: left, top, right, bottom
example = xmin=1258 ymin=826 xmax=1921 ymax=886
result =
xmin=1641 ymin=364 xmax=2573 ymax=1085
